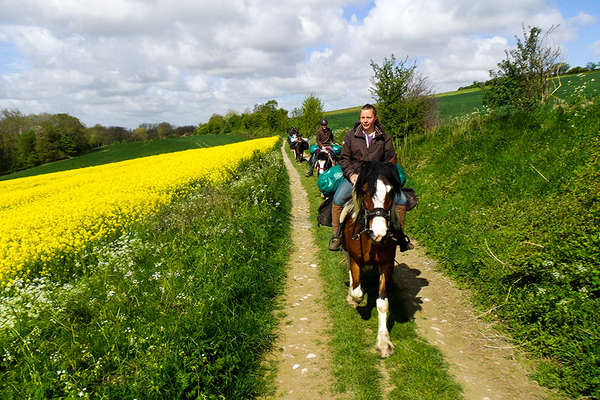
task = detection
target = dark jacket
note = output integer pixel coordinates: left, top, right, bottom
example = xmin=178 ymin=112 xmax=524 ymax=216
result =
xmin=339 ymin=122 xmax=397 ymax=180
xmin=315 ymin=126 xmax=334 ymax=147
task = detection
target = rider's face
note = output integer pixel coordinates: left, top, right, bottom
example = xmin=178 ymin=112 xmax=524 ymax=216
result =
xmin=360 ymin=109 xmax=376 ymax=132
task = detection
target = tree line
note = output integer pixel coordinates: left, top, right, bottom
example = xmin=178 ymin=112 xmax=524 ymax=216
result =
xmin=459 ymin=60 xmax=599 ymax=92
xmin=196 ymin=99 xmax=288 ymax=136
xmin=0 ymin=110 xmax=198 ymax=175
xmin=0 ymin=99 xmax=291 ymax=176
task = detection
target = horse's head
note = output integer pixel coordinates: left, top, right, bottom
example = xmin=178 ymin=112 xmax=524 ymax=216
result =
xmin=316 ymin=150 xmax=333 ymax=175
xmin=353 ymin=161 xmax=401 ymax=243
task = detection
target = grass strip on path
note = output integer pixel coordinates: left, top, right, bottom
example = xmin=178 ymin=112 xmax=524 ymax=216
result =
xmin=287 ymin=150 xmax=462 ymax=400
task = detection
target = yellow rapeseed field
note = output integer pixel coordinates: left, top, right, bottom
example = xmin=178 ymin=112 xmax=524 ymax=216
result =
xmin=0 ymin=136 xmax=278 ymax=285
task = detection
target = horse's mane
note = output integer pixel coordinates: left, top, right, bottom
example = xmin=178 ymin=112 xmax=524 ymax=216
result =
xmin=352 ymin=161 xmax=401 ymax=215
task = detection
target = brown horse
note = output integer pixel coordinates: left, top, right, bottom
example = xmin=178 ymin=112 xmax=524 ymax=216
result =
xmin=341 ymin=161 xmax=402 ymax=357
xmin=293 ymin=137 xmax=309 ymax=162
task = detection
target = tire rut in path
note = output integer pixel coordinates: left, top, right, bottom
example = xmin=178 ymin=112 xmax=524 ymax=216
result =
xmin=263 ymin=145 xmax=338 ymax=399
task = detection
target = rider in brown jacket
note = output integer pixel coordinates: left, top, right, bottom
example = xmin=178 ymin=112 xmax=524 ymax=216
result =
xmin=306 ymin=118 xmax=335 ymax=177
xmin=328 ymin=104 xmax=409 ymax=251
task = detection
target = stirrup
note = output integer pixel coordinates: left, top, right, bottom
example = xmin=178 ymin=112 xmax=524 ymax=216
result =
xmin=328 ymin=235 xmax=342 ymax=251
xmin=393 ymin=228 xmax=413 ymax=252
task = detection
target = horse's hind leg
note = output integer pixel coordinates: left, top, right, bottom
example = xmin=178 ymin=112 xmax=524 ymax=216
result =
xmin=346 ymin=257 xmax=364 ymax=307
xmin=376 ymin=263 xmax=394 ymax=358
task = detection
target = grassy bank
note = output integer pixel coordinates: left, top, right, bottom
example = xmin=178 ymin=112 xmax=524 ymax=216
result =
xmin=403 ymin=98 xmax=600 ymax=398
xmin=288 ymin=151 xmax=462 ymax=399
xmin=0 ymin=134 xmax=250 ymax=181
xmin=0 ymin=147 xmax=291 ymax=399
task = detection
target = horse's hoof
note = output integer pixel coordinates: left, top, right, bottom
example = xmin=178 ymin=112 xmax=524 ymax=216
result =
xmin=378 ymin=343 xmax=394 ymax=358
xmin=377 ymin=333 xmax=395 ymax=358
xmin=346 ymin=295 xmax=360 ymax=308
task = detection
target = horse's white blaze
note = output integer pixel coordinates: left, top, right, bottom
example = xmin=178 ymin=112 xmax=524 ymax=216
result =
xmin=370 ymin=180 xmax=392 ymax=240
xmin=317 ymin=159 xmax=326 ymax=171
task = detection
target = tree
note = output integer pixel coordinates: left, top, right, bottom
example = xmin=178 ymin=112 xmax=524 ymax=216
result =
xmin=299 ymin=94 xmax=323 ymax=137
xmin=174 ymin=125 xmax=196 ymax=136
xmin=224 ymin=110 xmax=242 ymax=133
xmin=554 ymin=62 xmax=570 ymax=75
xmin=132 ymin=126 xmax=148 ymax=142
xmin=207 ymin=114 xmax=225 ymax=134
xmin=0 ymin=109 xmax=25 ymax=173
xmin=369 ymin=54 xmax=436 ymax=137
xmin=586 ymin=62 xmax=598 ymax=71
xmin=483 ymin=25 xmax=561 ymax=110
xmin=156 ymin=122 xmax=174 ymax=139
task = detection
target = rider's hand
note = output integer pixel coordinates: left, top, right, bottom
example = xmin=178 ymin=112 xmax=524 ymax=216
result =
xmin=350 ymin=174 xmax=358 ymax=185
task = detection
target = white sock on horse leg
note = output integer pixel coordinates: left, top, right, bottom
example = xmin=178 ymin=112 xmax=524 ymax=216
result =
xmin=376 ymin=298 xmax=389 ymax=333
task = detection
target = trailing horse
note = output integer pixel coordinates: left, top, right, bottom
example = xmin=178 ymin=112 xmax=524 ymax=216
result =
xmin=339 ymin=161 xmax=402 ymax=357
xmin=315 ymin=148 xmax=336 ymax=176
xmin=291 ymin=136 xmax=309 ymax=162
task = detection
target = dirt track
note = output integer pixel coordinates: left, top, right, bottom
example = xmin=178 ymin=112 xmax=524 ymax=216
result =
xmin=263 ymin=145 xmax=338 ymax=399
xmin=395 ymin=244 xmax=552 ymax=400
xmin=267 ymin=144 xmax=553 ymax=400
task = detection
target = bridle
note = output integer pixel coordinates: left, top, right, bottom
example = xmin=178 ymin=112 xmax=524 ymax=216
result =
xmin=317 ymin=149 xmax=334 ymax=171
xmin=352 ymin=204 xmax=392 ymax=241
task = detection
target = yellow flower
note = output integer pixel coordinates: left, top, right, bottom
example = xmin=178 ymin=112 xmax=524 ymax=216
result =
xmin=0 ymin=136 xmax=278 ymax=284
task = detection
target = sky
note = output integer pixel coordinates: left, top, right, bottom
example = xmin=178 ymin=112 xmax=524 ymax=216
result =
xmin=0 ymin=0 xmax=598 ymax=129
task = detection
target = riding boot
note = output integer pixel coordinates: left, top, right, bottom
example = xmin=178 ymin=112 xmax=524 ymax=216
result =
xmin=305 ymin=156 xmax=315 ymax=177
xmin=305 ymin=165 xmax=314 ymax=177
xmin=394 ymin=205 xmax=406 ymax=230
xmin=394 ymin=205 xmax=414 ymax=251
xmin=329 ymin=204 xmax=344 ymax=251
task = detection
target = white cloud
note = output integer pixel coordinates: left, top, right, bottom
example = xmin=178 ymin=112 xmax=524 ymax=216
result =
xmin=593 ymin=40 xmax=600 ymax=57
xmin=0 ymin=0 xmax=591 ymax=127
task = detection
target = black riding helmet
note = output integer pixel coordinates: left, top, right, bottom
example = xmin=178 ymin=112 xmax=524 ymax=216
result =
xmin=320 ymin=118 xmax=328 ymax=126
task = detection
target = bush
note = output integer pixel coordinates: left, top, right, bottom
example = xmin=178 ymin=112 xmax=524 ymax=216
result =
xmin=369 ymin=55 xmax=438 ymax=139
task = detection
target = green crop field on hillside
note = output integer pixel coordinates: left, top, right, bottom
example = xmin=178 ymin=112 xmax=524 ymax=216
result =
xmin=324 ymin=70 xmax=600 ymax=129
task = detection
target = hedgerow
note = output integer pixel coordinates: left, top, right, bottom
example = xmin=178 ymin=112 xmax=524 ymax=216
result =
xmin=404 ymin=97 xmax=599 ymax=398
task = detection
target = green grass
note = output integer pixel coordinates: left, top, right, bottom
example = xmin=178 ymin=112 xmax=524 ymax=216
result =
xmin=289 ymin=155 xmax=462 ymax=399
xmin=435 ymin=90 xmax=484 ymax=122
xmin=0 ymin=146 xmax=292 ymax=399
xmin=402 ymin=98 xmax=600 ymax=398
xmin=0 ymin=134 xmax=250 ymax=181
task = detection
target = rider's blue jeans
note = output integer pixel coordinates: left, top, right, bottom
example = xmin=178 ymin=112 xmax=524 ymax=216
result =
xmin=333 ymin=178 xmax=407 ymax=206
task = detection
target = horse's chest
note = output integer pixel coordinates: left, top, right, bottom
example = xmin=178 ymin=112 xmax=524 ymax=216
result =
xmin=347 ymin=238 xmax=394 ymax=265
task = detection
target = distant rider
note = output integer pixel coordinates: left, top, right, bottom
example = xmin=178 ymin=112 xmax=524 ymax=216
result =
xmin=306 ymin=118 xmax=335 ymax=177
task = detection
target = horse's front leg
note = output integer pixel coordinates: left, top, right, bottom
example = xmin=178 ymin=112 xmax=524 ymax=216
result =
xmin=376 ymin=262 xmax=394 ymax=358
xmin=346 ymin=256 xmax=364 ymax=307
